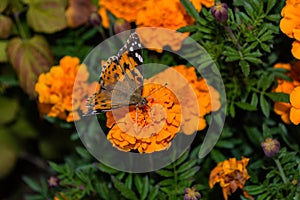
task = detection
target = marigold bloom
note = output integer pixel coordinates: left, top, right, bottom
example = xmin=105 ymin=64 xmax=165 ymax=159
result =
xmin=209 ymin=157 xmax=253 ymax=200
xmin=149 ymin=65 xmax=220 ymax=135
xmin=290 ymin=86 xmax=300 ymax=125
xmin=273 ymin=62 xmax=300 ymax=124
xmin=99 ymin=0 xmax=214 ymax=51
xmin=261 ymin=138 xmax=280 ymax=157
xmin=106 ymin=83 xmax=181 ymax=153
xmin=35 ymin=56 xmax=96 ymax=122
xmin=98 ymin=0 xmax=145 ymax=28
xmin=280 ymin=0 xmax=300 ymax=59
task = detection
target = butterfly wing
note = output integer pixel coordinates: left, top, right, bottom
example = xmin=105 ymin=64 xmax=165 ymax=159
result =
xmin=85 ymin=32 xmax=143 ymax=115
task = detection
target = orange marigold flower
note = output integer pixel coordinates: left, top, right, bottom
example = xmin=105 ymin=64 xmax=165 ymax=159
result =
xmin=35 ymin=56 xmax=96 ymax=122
xmin=106 ymin=83 xmax=181 ymax=153
xmin=209 ymin=157 xmax=253 ymax=200
xmin=98 ymin=0 xmax=145 ymax=28
xmin=273 ymin=62 xmax=300 ymax=124
xmin=149 ymin=65 xmax=220 ymax=135
xmin=290 ymin=86 xmax=300 ymax=125
xmin=280 ymin=0 xmax=300 ymax=59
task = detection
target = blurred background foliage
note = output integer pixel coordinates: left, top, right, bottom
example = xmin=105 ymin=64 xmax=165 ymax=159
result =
xmin=0 ymin=0 xmax=299 ymax=199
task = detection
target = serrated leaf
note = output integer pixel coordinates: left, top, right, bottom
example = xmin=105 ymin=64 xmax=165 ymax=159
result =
xmin=159 ymin=179 xmax=174 ymax=186
xmin=243 ymin=1 xmax=254 ymax=16
xmin=177 ymin=25 xmax=198 ymax=33
xmin=156 ymin=169 xmax=174 ymax=177
xmin=260 ymin=94 xmax=270 ymax=117
xmin=147 ymin=186 xmax=159 ymax=200
xmin=178 ymin=166 xmax=199 ymax=180
xmin=26 ymin=0 xmax=67 ymax=33
xmin=141 ymin=176 xmax=149 ymax=200
xmin=134 ymin=175 xmax=143 ymax=194
xmin=96 ymin=163 xmax=120 ymax=174
xmin=180 ymin=0 xmax=200 ymax=22
xmin=111 ymin=176 xmax=138 ymax=200
xmin=174 ymin=151 xmax=189 ymax=166
xmin=177 ymin=160 xmax=197 ymax=173
xmin=125 ymin=173 xmax=132 ymax=190
xmin=239 ymin=60 xmax=250 ymax=76
xmin=235 ymin=102 xmax=257 ymax=111
xmin=266 ymin=92 xmax=289 ymax=103
xmin=7 ymin=35 xmax=53 ymax=97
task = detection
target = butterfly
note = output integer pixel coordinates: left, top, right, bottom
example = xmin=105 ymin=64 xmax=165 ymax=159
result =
xmin=85 ymin=32 xmax=148 ymax=115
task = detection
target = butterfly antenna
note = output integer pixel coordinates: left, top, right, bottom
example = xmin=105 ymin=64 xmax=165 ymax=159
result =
xmin=145 ymin=83 xmax=168 ymax=98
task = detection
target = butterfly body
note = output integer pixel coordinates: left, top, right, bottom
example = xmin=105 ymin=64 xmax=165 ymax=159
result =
xmin=85 ymin=32 xmax=146 ymax=115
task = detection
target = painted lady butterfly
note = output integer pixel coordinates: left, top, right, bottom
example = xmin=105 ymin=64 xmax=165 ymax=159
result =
xmin=85 ymin=32 xmax=147 ymax=115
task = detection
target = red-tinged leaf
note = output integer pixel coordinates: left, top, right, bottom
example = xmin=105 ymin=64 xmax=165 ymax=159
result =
xmin=65 ymin=0 xmax=97 ymax=28
xmin=7 ymin=35 xmax=53 ymax=97
xmin=25 ymin=0 xmax=67 ymax=33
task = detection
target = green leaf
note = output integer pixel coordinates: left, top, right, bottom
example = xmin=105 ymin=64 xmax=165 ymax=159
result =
xmin=251 ymin=93 xmax=258 ymax=107
xmin=75 ymin=147 xmax=91 ymax=160
xmin=0 ymin=41 xmax=8 ymax=62
xmin=260 ymin=94 xmax=270 ymax=117
xmin=125 ymin=173 xmax=132 ymax=190
xmin=96 ymin=163 xmax=120 ymax=174
xmin=177 ymin=160 xmax=197 ymax=173
xmin=111 ymin=176 xmax=138 ymax=200
xmin=158 ymin=179 xmax=174 ymax=186
xmin=244 ymin=185 xmax=265 ymax=195
xmin=216 ymin=140 xmax=234 ymax=149
xmin=235 ymin=102 xmax=257 ymax=111
xmin=23 ymin=176 xmax=41 ymax=193
xmin=266 ymin=0 xmax=277 ymax=13
xmin=177 ymin=25 xmax=198 ymax=33
xmin=266 ymin=92 xmax=289 ymax=103
xmin=156 ymin=169 xmax=174 ymax=177
xmin=134 ymin=175 xmax=143 ymax=194
xmin=147 ymin=186 xmax=159 ymax=200
xmin=96 ymin=182 xmax=110 ymax=200
xmin=140 ymin=176 xmax=149 ymax=200
xmin=48 ymin=162 xmax=64 ymax=173
xmin=174 ymin=151 xmax=189 ymax=166
xmin=0 ymin=96 xmax=19 ymax=125
xmin=178 ymin=166 xmax=199 ymax=180
xmin=239 ymin=60 xmax=250 ymax=77
xmin=26 ymin=0 xmax=67 ymax=33
xmin=180 ymin=0 xmax=200 ymax=22
xmin=0 ymin=0 xmax=8 ymax=12
xmin=210 ymin=150 xmax=226 ymax=163
xmin=243 ymin=1 xmax=254 ymax=16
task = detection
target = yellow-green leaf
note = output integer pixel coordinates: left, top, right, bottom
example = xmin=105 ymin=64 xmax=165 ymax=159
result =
xmin=0 ymin=96 xmax=19 ymax=125
xmin=0 ymin=0 xmax=8 ymax=13
xmin=7 ymin=35 xmax=53 ymax=97
xmin=26 ymin=0 xmax=67 ymax=33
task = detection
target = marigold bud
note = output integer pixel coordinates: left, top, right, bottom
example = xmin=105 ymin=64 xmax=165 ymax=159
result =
xmin=114 ymin=18 xmax=131 ymax=34
xmin=261 ymin=138 xmax=280 ymax=157
xmin=0 ymin=15 xmax=13 ymax=39
xmin=184 ymin=187 xmax=201 ymax=200
xmin=211 ymin=2 xmax=228 ymax=23
xmin=89 ymin=11 xmax=102 ymax=27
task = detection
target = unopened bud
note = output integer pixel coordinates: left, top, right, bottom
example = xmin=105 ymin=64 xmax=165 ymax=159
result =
xmin=114 ymin=18 xmax=131 ymax=34
xmin=261 ymin=138 xmax=280 ymax=157
xmin=184 ymin=187 xmax=201 ymax=200
xmin=211 ymin=2 xmax=228 ymax=23
xmin=89 ymin=11 xmax=102 ymax=27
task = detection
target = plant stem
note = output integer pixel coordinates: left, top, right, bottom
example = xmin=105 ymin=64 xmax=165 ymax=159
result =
xmin=13 ymin=12 xmax=29 ymax=39
xmin=274 ymin=158 xmax=288 ymax=184
xmin=224 ymin=25 xmax=242 ymax=50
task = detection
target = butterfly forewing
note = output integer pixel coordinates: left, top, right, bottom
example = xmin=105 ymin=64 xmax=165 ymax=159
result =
xmin=85 ymin=32 xmax=144 ymax=115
